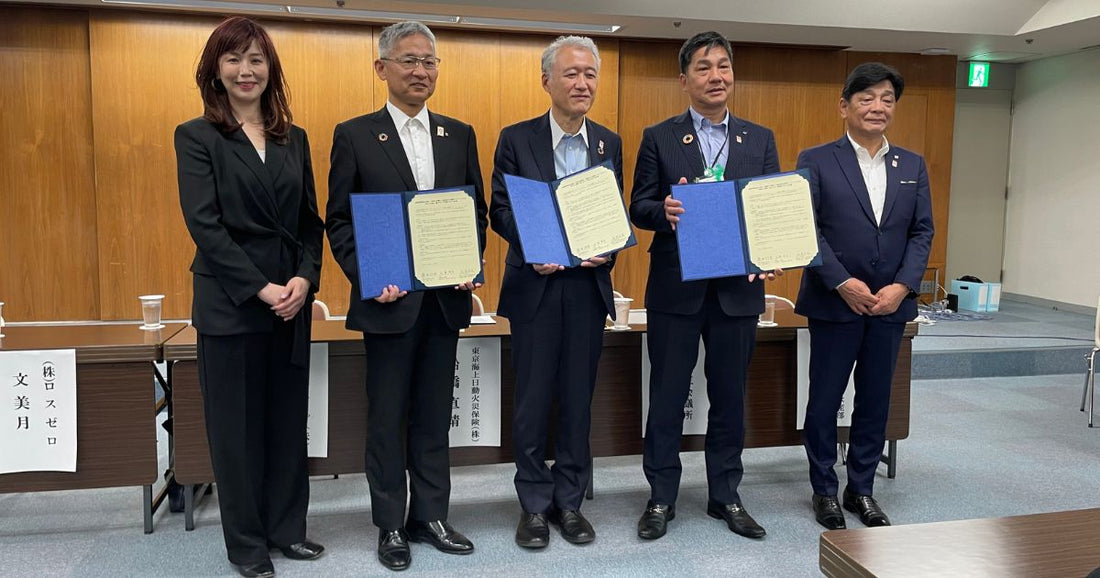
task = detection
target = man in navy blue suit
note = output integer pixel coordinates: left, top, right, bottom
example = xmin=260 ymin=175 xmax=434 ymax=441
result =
xmin=796 ymin=62 xmax=934 ymax=530
xmin=489 ymin=36 xmax=624 ymax=549
xmin=629 ymin=31 xmax=780 ymax=541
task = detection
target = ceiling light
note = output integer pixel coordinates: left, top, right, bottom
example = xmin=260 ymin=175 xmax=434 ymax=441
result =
xmin=919 ymin=47 xmax=951 ymax=56
xmin=101 ymin=0 xmax=288 ymax=12
xmin=460 ymin=16 xmax=621 ymax=34
xmin=286 ymin=6 xmax=459 ymax=24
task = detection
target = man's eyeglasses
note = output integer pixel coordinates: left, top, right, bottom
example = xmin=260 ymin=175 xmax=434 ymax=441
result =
xmin=380 ymin=56 xmax=441 ymax=71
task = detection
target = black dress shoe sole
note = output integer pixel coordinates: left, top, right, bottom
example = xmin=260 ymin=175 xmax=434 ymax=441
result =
xmin=233 ymin=562 xmax=275 ymax=578
xmin=378 ymin=557 xmax=410 ymax=572
xmin=815 ymin=515 xmax=847 ymax=530
xmin=516 ymin=536 xmax=549 ymax=549
xmin=277 ymin=546 xmax=325 ymax=560
xmin=706 ymin=508 xmax=767 ymax=539
xmin=557 ymin=530 xmax=594 ymax=545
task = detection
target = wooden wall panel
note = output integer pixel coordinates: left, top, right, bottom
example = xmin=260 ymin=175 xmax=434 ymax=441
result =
xmin=90 ymin=13 xmax=216 ymax=320
xmin=734 ymin=46 xmax=848 ymax=302
xmin=265 ymin=21 xmax=376 ymax=317
xmin=0 ymin=8 xmax=99 ymax=322
xmin=5 ymin=8 xmax=957 ymax=321
xmin=615 ymin=40 xmax=686 ymax=304
xmin=91 ymin=14 xmax=376 ymax=320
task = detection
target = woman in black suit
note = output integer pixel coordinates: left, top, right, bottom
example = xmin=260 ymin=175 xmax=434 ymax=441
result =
xmin=174 ymin=16 xmax=324 ymax=578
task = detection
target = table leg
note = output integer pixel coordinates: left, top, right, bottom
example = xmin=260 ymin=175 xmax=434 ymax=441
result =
xmin=143 ymin=484 xmax=154 ymax=534
xmin=880 ymin=441 xmax=898 ymax=479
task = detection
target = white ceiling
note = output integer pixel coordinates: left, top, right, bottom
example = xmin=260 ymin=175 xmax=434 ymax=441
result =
xmin=8 ymin=0 xmax=1100 ymax=61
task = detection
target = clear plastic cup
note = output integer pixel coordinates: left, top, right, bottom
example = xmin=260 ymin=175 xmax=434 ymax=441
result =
xmin=139 ymin=295 xmax=165 ymax=330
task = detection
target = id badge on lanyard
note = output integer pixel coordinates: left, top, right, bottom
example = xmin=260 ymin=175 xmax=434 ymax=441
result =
xmin=694 ymin=164 xmax=725 ymax=183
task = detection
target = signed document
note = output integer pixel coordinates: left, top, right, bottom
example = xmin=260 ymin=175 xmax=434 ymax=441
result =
xmin=349 ymin=186 xmax=483 ymax=300
xmin=740 ymin=173 xmax=819 ymax=271
xmin=407 ymin=190 xmax=482 ymax=287
xmin=555 ymin=165 xmax=633 ymax=261
xmin=502 ymin=161 xmax=636 ymax=266
xmin=671 ymin=169 xmax=820 ymax=281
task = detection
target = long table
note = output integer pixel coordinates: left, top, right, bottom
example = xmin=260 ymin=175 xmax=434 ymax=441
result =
xmin=0 ymin=322 xmax=188 ymax=533
xmin=163 ymin=311 xmax=916 ymax=530
xmin=820 ymin=508 xmax=1100 ymax=577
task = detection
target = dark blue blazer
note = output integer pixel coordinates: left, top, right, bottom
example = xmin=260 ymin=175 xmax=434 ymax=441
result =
xmin=794 ymin=136 xmax=934 ymax=323
xmin=629 ymin=110 xmax=780 ymax=317
xmin=490 ymin=114 xmax=624 ymax=323
xmin=326 ymin=107 xmax=488 ymax=334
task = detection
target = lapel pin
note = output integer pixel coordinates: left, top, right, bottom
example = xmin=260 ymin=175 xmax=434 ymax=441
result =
xmin=891 ymin=160 xmax=898 ymax=167
xmin=735 ymin=135 xmax=743 ymax=144
xmin=597 ymin=140 xmax=605 ymax=155
xmin=378 ymin=133 xmax=389 ymax=142
xmin=682 ymin=134 xmax=694 ymax=145
xmin=437 ymin=126 xmax=446 ymax=137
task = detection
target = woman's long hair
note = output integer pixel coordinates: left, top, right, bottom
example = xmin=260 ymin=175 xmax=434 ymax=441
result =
xmin=195 ymin=16 xmax=291 ymax=143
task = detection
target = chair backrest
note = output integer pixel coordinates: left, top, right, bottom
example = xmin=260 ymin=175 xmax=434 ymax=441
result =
xmin=471 ymin=293 xmax=485 ymax=316
xmin=766 ymin=294 xmax=795 ymax=310
xmin=1094 ymin=296 xmax=1099 ymax=348
xmin=312 ymin=300 xmax=331 ymax=320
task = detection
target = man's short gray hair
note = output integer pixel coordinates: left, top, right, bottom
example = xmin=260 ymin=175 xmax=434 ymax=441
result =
xmin=540 ymin=35 xmax=600 ymax=76
xmin=378 ymin=21 xmax=436 ymax=58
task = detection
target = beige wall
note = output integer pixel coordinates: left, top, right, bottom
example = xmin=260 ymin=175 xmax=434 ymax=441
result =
xmin=945 ymin=81 xmax=1013 ymax=284
xmin=1003 ymin=48 xmax=1100 ymax=307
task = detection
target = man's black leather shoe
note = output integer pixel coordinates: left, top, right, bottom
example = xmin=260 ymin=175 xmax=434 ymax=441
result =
xmin=275 ymin=540 xmax=325 ymax=560
xmin=812 ymin=494 xmax=847 ymax=530
xmin=377 ymin=529 xmax=411 ymax=571
xmin=549 ymin=509 xmax=595 ymax=544
xmin=707 ymin=502 xmax=767 ymax=539
xmin=406 ymin=519 xmax=474 ymax=554
xmin=515 ymin=512 xmax=550 ymax=549
xmin=637 ymin=502 xmax=675 ymax=540
xmin=843 ymin=489 xmax=891 ymax=527
xmin=233 ymin=560 xmax=275 ymax=578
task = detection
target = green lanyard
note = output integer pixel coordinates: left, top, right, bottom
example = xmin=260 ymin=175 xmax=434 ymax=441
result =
xmin=697 ymin=125 xmax=729 ymax=182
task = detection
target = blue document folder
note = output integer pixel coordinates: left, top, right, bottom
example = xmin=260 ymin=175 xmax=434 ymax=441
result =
xmin=671 ymin=169 xmax=821 ymax=282
xmin=502 ymin=161 xmax=636 ymax=266
xmin=350 ymin=186 xmax=483 ymax=300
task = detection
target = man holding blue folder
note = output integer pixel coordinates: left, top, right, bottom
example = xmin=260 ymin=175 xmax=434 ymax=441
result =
xmin=629 ymin=31 xmax=779 ymax=541
xmin=796 ymin=62 xmax=933 ymax=530
xmin=489 ymin=36 xmax=623 ymax=549
xmin=325 ymin=21 xmax=487 ymax=571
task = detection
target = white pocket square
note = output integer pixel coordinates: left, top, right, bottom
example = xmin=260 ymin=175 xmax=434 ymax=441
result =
xmin=900 ymin=180 xmax=917 ymax=184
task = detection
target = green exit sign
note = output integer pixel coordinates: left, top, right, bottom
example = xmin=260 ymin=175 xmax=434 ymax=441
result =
xmin=968 ymin=61 xmax=990 ymax=87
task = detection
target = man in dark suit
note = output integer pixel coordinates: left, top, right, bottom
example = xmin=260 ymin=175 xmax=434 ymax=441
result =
xmin=629 ymin=31 xmax=779 ymax=541
xmin=489 ymin=36 xmax=624 ymax=549
xmin=325 ymin=21 xmax=488 ymax=572
xmin=796 ymin=62 xmax=933 ymax=530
